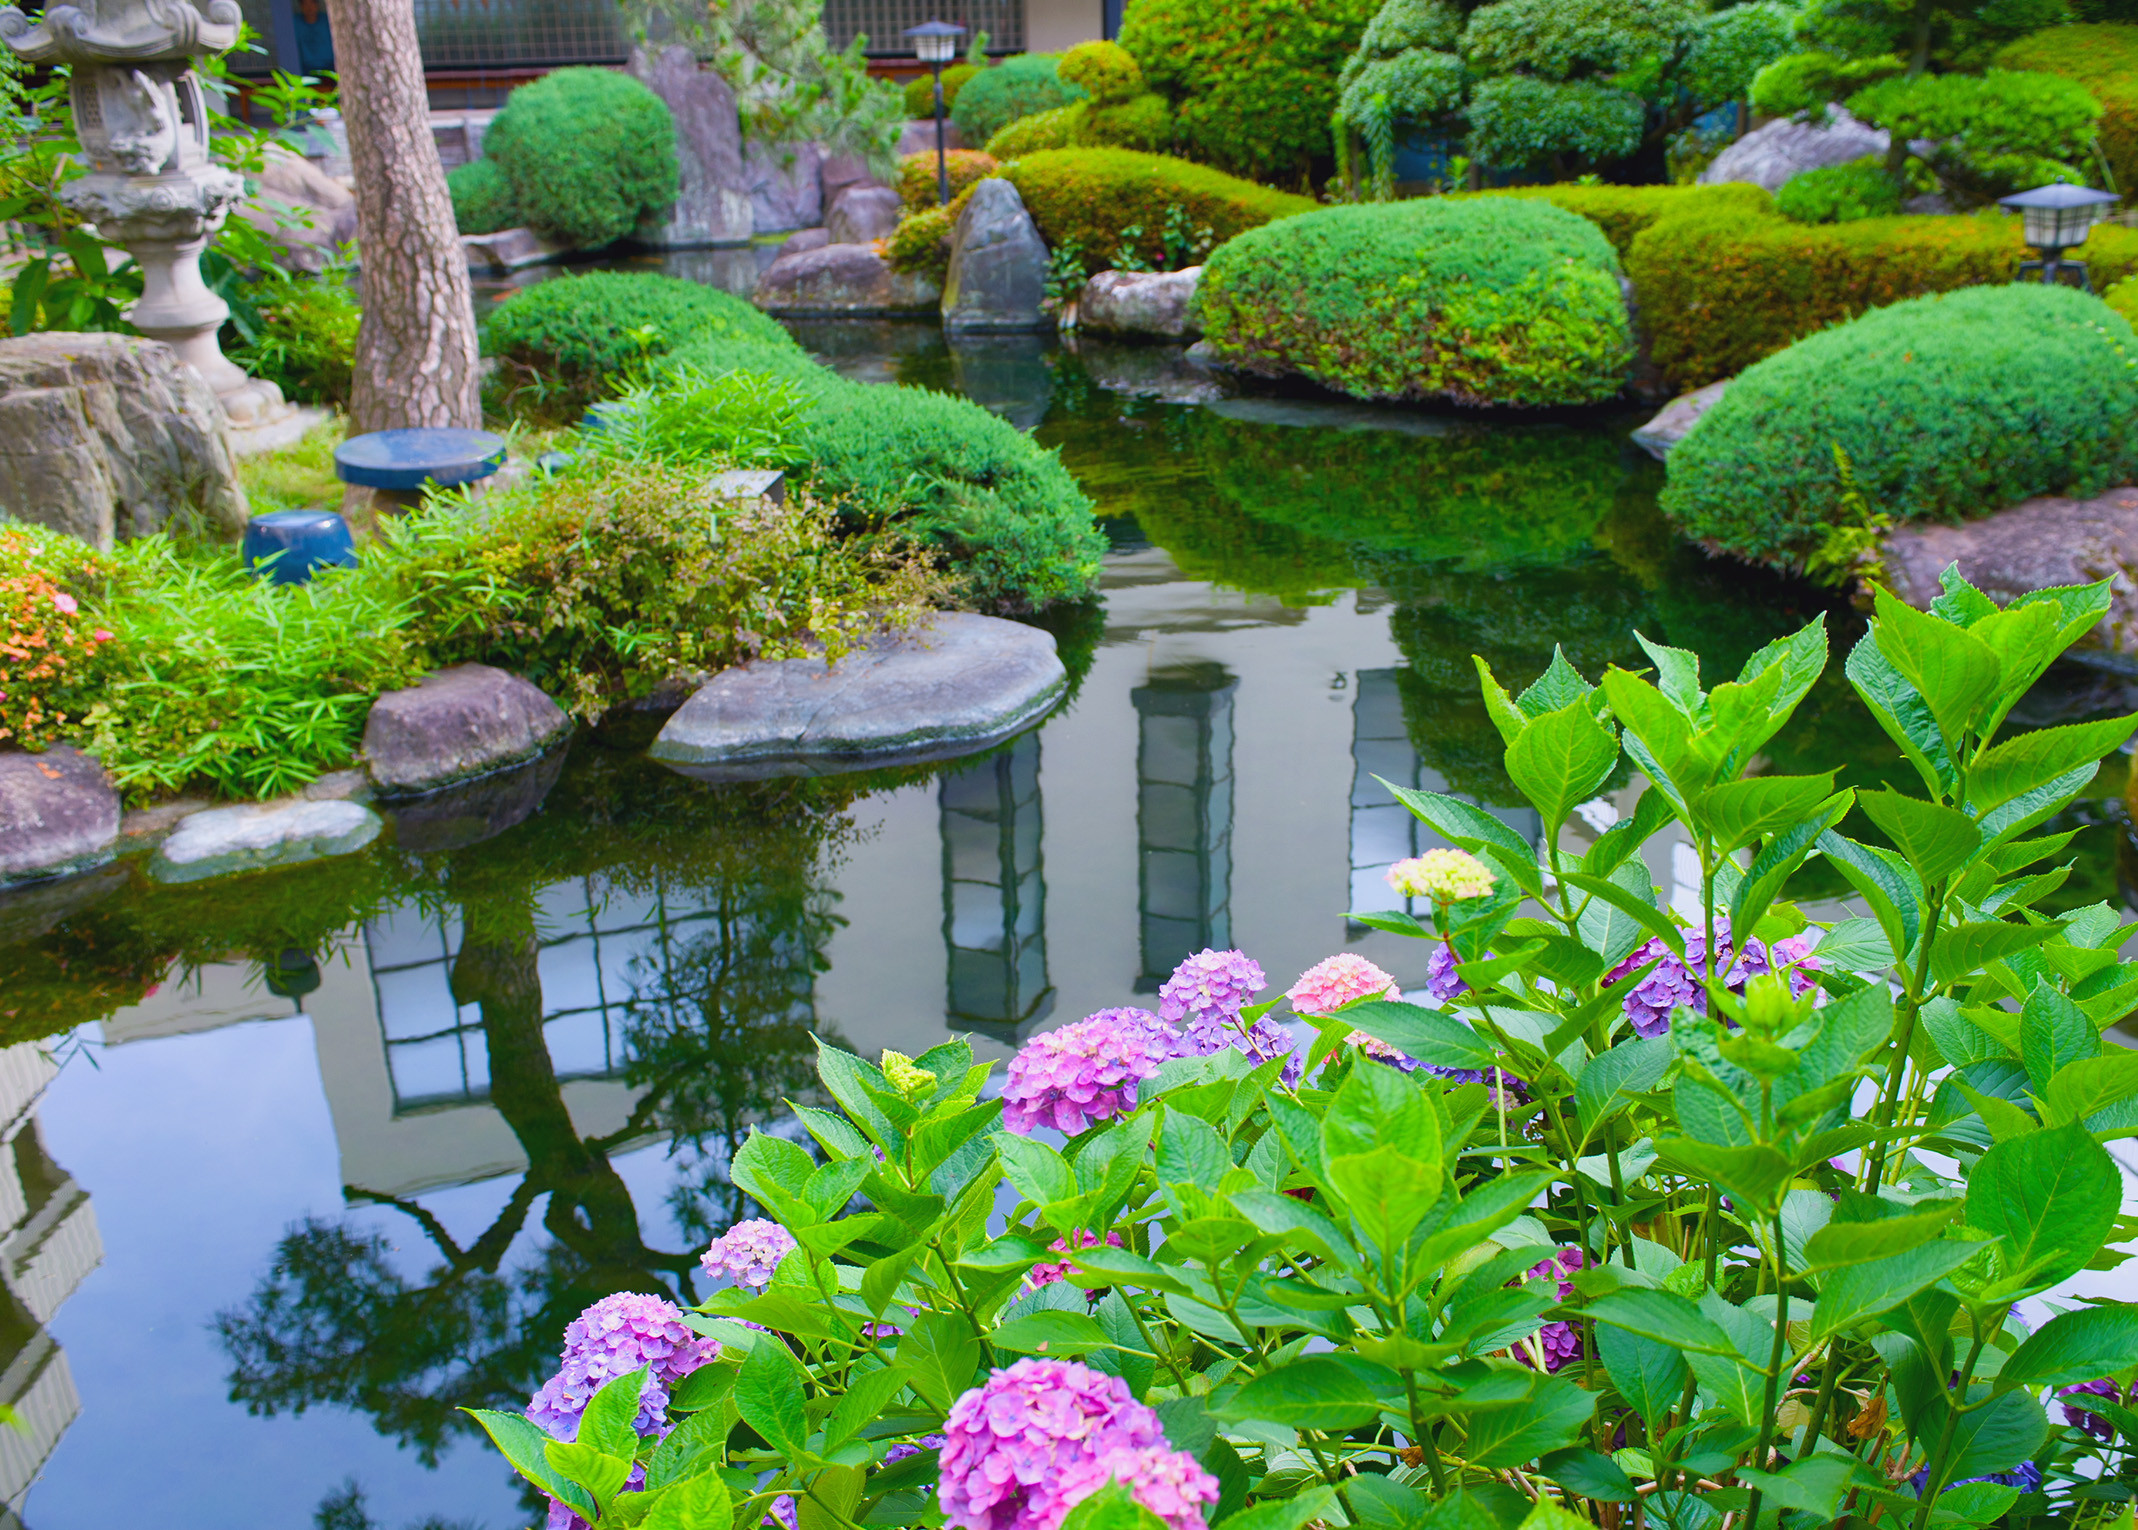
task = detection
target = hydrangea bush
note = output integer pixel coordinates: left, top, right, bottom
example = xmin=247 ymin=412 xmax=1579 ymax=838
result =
xmin=474 ymin=567 xmax=2138 ymax=1530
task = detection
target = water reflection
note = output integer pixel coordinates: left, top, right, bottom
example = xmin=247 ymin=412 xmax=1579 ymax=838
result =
xmin=1133 ymin=663 xmax=1238 ymax=991
xmin=941 ymin=735 xmax=1054 ymax=1041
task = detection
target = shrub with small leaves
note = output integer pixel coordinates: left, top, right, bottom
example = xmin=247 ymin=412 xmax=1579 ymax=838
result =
xmin=1057 ymin=40 xmax=1143 ymax=104
xmin=1776 ymin=157 xmax=1907 ymax=223
xmin=951 ymin=54 xmax=1086 ymax=146
xmin=445 ymin=156 xmax=518 ymax=235
xmin=897 ymin=148 xmax=1000 ymax=210
xmin=0 ymin=525 xmax=113 ymax=750
xmin=904 ymin=61 xmax=979 ymax=118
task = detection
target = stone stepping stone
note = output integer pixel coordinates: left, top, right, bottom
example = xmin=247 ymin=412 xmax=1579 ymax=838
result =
xmin=335 ymin=427 xmax=507 ymax=491
xmin=151 ymin=798 xmax=381 ymax=884
xmin=649 ymin=611 xmax=1066 ymax=780
xmin=0 ymin=746 xmax=120 ymax=888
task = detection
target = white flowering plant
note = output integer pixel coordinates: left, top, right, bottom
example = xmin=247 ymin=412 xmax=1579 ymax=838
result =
xmin=472 ymin=568 xmax=2138 ymax=1530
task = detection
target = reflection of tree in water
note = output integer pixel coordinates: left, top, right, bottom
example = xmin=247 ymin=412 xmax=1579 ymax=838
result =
xmin=213 ymin=756 xmax=860 ymax=1509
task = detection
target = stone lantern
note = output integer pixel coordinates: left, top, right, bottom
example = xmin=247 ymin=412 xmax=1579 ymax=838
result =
xmin=0 ymin=0 xmax=287 ymax=425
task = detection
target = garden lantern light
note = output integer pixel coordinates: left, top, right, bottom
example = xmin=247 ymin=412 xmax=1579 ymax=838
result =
xmin=2000 ymin=182 xmax=2120 ymax=292
xmin=906 ymin=20 xmax=966 ymax=207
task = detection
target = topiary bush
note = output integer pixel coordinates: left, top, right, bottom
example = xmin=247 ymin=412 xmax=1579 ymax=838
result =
xmin=480 ymin=272 xmax=797 ymax=417
xmin=1196 ymin=196 xmax=1633 ymax=406
xmin=446 ymin=156 xmax=518 ymax=234
xmin=1776 ymin=158 xmax=1908 ymax=223
xmin=1998 ymin=23 xmax=2138 ymax=195
xmin=1475 ymin=181 xmax=1772 ymax=256
xmin=903 ymin=61 xmax=979 ymax=118
xmin=1057 ymin=39 xmax=1144 ymax=103
xmin=2108 ymin=272 xmax=2138 ymax=328
xmin=896 ymin=148 xmax=999 ymax=210
xmin=885 ymin=187 xmax=976 ymax=283
xmin=1001 ymin=149 xmax=1314 ymax=276
xmin=950 ymin=53 xmax=1085 ymax=146
xmin=479 ymin=67 xmax=678 ymax=250
xmin=1661 ymin=283 xmax=2138 ymax=564
xmin=1118 ymin=0 xmax=1379 ymax=185
xmin=1847 ymin=66 xmax=2103 ymax=205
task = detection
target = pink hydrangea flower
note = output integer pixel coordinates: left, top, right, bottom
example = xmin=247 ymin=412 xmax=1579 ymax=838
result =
xmin=939 ymin=1360 xmax=1166 ymax=1530
xmin=1027 ymin=1230 xmax=1124 ymax=1297
xmin=1286 ymin=953 xmax=1398 ymax=1016
xmin=700 ymin=1218 xmax=798 ymax=1289
xmin=1002 ymin=1009 xmax=1179 ymax=1136
xmin=1049 ymin=1445 xmax=1221 ymax=1530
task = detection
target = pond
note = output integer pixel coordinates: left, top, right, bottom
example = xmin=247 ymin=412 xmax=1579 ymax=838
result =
xmin=3 ymin=318 xmax=2135 ymax=1530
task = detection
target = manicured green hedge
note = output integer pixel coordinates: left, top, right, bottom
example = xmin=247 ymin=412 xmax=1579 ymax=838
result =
xmin=1001 ymin=149 xmax=1315 ymax=274
xmin=1118 ymin=0 xmax=1378 ymax=185
xmin=1624 ymin=199 xmax=2138 ymax=386
xmin=480 ymin=67 xmax=678 ymax=250
xmin=481 ymin=273 xmax=795 ymax=414
xmin=1661 ymin=283 xmax=2138 ymax=564
xmin=447 ymin=157 xmax=518 ymax=234
xmin=1195 ymin=197 xmax=1632 ymax=406
xmin=897 ymin=149 xmax=1000 ymax=210
xmin=951 ymin=54 xmax=1085 ymax=145
xmin=1996 ymin=24 xmax=2138 ymax=196
xmin=1475 ymin=182 xmax=1774 ymax=257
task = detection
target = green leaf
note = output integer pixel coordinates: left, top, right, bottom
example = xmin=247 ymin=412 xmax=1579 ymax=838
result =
xmin=797 ymin=1464 xmax=866 ymax=1530
xmin=825 ymin=1365 xmax=913 ymax=1448
xmin=1997 ymin=1303 xmax=2138 ymax=1392
xmin=1799 ymin=1204 xmax=1956 ymax=1274
xmin=899 ymin=1314 xmax=989 ymax=1408
xmin=1583 ymin=788 xmax=1674 ymax=877
xmin=999 ymin=1135 xmax=1075 ymax=1207
xmin=1870 ymin=588 xmax=2002 ymax=746
xmin=1215 ymin=1355 xmax=1397 ymax=1430
xmin=545 ymin=1440 xmax=633 ymax=1506
xmin=1857 ymin=790 xmax=1982 ymax=886
xmin=1941 ymin=1390 xmax=2049 ymax=1487
xmin=1700 ymin=773 xmax=1840 ymax=855
xmin=1065 ymin=1244 xmax=1195 ymax=1297
xmin=1846 ymin=636 xmax=1957 ymax=799
xmin=1654 ymin=1139 xmax=1793 ymax=1214
xmin=992 ymin=1310 xmax=1145 ymax=1357
xmin=1564 ymin=872 xmax=1686 ymax=956
xmin=1817 ymin=831 xmax=1922 ymax=968
xmin=1575 ymin=1037 xmax=1673 ymax=1137
xmin=2041 ymin=1050 xmax=2138 ymax=1131
xmin=1602 ymin=669 xmax=1706 ymax=813
xmin=640 ymin=1468 xmax=735 ymax=1530
xmin=464 ymin=1408 xmax=589 ymax=1514
xmin=1967 ymin=1121 xmax=2123 ymax=1292
xmin=2020 ymin=981 xmax=2099 ymax=1095
xmin=579 ymin=1367 xmax=650 ymax=1459
xmin=1596 ymin=1323 xmax=1689 ymax=1432
xmin=1212 ymin=1487 xmax=1338 ymax=1530
xmin=734 ymin=1338 xmax=810 ymax=1460
xmin=1580 ymin=1288 xmax=1738 ymax=1356
xmin=1730 ymin=792 xmax=1854 ymax=945
xmin=646 ymin=1407 xmax=731 ymax=1491
xmin=1157 ymin=1110 xmax=1229 ymax=1189
xmin=1337 ymin=999 xmax=1499 ymax=1071
xmin=1381 ymin=781 xmax=1535 ymax=861
xmin=1328 ymin=1146 xmax=1443 ymax=1253
xmin=1463 ymin=1373 xmax=1596 ymax=1468
xmin=1539 ymin=1448 xmax=1636 ymax=1503
xmin=1974 ymin=715 xmax=2135 ymax=817
xmin=1806 ymin=1238 xmax=1987 ymax=1340
xmin=1323 ymin=1056 xmax=1442 ymax=1165
xmin=1506 ymin=698 xmax=1620 ymax=832
xmin=1932 ymin=922 xmax=2065 ymax=989
xmin=1736 ymin=1456 xmax=1876 ymax=1519
xmin=1813 ymin=917 xmax=1894 ymax=974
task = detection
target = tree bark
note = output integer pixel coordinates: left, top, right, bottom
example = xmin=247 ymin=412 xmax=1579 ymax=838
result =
xmin=324 ymin=0 xmax=480 ymax=432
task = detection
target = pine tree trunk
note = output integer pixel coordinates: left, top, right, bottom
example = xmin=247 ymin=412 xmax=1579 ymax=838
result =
xmin=325 ymin=0 xmax=480 ymax=433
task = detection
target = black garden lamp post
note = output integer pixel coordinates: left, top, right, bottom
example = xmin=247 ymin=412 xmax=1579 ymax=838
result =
xmin=905 ymin=19 xmax=966 ymax=207
xmin=2000 ymin=182 xmax=2120 ymax=292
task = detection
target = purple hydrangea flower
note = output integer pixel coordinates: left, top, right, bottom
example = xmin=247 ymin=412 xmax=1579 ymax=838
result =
xmin=1050 ymin=1445 xmax=1222 ymax=1530
xmin=1423 ymin=944 xmax=1468 ymax=1003
xmin=1910 ymin=1462 xmax=2043 ymax=1495
xmin=1603 ymin=917 xmax=1821 ymax=1037
xmin=939 ymin=1359 xmax=1166 ymax=1530
xmin=1509 ymin=1250 xmax=1585 ymax=1373
xmin=888 ymin=1433 xmax=949 ymax=1464
xmin=700 ymin=1218 xmax=799 ymax=1289
xmin=2060 ymin=1379 xmax=2130 ymax=1440
xmin=763 ymin=1494 xmax=799 ymax=1530
xmin=1002 ymin=1010 xmax=1181 ymax=1136
xmin=1158 ymin=949 xmax=1266 ymax=1031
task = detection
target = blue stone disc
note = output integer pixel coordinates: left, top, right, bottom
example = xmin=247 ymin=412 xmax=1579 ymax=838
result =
xmin=335 ymin=428 xmax=508 ymax=490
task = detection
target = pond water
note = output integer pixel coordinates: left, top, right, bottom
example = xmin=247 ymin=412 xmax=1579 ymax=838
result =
xmin=3 ymin=317 xmax=2137 ymax=1530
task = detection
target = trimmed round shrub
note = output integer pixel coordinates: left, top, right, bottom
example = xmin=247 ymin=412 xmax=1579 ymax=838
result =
xmin=481 ymin=272 xmax=796 ymax=415
xmin=1058 ymin=40 xmax=1144 ymax=103
xmin=481 ymin=68 xmax=678 ymax=250
xmin=447 ymin=157 xmax=518 ymax=234
xmin=1195 ymin=197 xmax=1633 ymax=407
xmin=1660 ymin=283 xmax=2138 ymax=564
xmin=1001 ymin=149 xmax=1314 ymax=276
xmin=2108 ymin=273 xmax=2138 ymax=329
xmin=1776 ymin=158 xmax=1906 ymax=223
xmin=1119 ymin=0 xmax=1379 ymax=184
xmin=985 ymin=104 xmax=1084 ymax=158
xmin=1475 ymin=182 xmax=1771 ymax=256
xmin=1086 ymin=92 xmax=1172 ymax=152
xmin=952 ymin=54 xmax=1086 ymax=145
xmin=897 ymin=148 xmax=1000 ymax=210
xmin=886 ymin=187 xmax=975 ymax=282
xmin=904 ymin=61 xmax=979 ymax=117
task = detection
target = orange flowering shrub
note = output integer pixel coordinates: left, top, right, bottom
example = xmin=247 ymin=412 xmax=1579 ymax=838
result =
xmin=0 ymin=526 xmax=113 ymax=750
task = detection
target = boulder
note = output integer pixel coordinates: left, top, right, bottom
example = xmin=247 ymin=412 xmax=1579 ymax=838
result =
xmin=241 ymin=144 xmax=359 ymax=274
xmin=941 ymin=178 xmax=1049 ymax=333
xmin=820 ymin=153 xmax=887 ymax=207
xmin=897 ymin=118 xmax=966 ymax=157
xmin=1881 ymin=489 xmax=2138 ymax=659
xmin=1632 ymin=380 xmax=1730 ymax=461
xmin=463 ymin=227 xmax=568 ymax=272
xmin=362 ymin=663 xmax=572 ymax=797
xmin=753 ymin=243 xmax=942 ymax=317
xmin=649 ymin=612 xmax=1067 ymax=779
xmin=384 ymin=746 xmax=567 ymax=854
xmin=1699 ymin=107 xmax=1888 ymax=192
xmin=0 ymin=746 xmax=121 ymax=888
xmin=745 ymin=140 xmax=824 ymax=233
xmin=777 ymin=226 xmax=831 ymax=260
xmin=826 ymin=184 xmax=903 ymax=246
xmin=1079 ymin=267 xmax=1203 ymax=341
xmin=0 ymin=332 xmax=247 ymax=549
xmin=628 ymin=45 xmax=754 ymax=248
xmin=151 ymin=797 xmax=381 ymax=884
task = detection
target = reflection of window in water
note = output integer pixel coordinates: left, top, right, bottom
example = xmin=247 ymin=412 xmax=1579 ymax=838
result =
xmin=363 ymin=880 xmax=734 ymax=1113
xmin=1347 ymin=670 xmax=1540 ymax=929
xmin=941 ymin=732 xmax=1052 ymax=1039
xmin=1133 ymin=663 xmax=1237 ymax=992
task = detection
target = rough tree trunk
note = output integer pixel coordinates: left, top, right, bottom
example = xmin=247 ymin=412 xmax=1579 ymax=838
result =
xmin=325 ymin=0 xmax=480 ymax=432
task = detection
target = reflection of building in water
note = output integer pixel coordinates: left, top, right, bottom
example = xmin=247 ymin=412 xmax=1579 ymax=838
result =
xmin=0 ymin=1044 xmax=101 ymax=1522
xmin=1133 ymin=663 xmax=1237 ymax=992
xmin=1346 ymin=669 xmax=1542 ymax=925
xmin=940 ymin=734 xmax=1053 ymax=1040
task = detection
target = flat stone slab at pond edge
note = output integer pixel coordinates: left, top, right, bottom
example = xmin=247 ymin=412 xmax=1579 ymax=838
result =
xmin=1632 ymin=379 xmax=1729 ymax=461
xmin=363 ymin=663 xmax=572 ymax=796
xmin=0 ymin=746 xmax=121 ymax=887
xmin=649 ymin=612 xmax=1067 ymax=779
xmin=151 ymin=798 xmax=382 ymax=884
